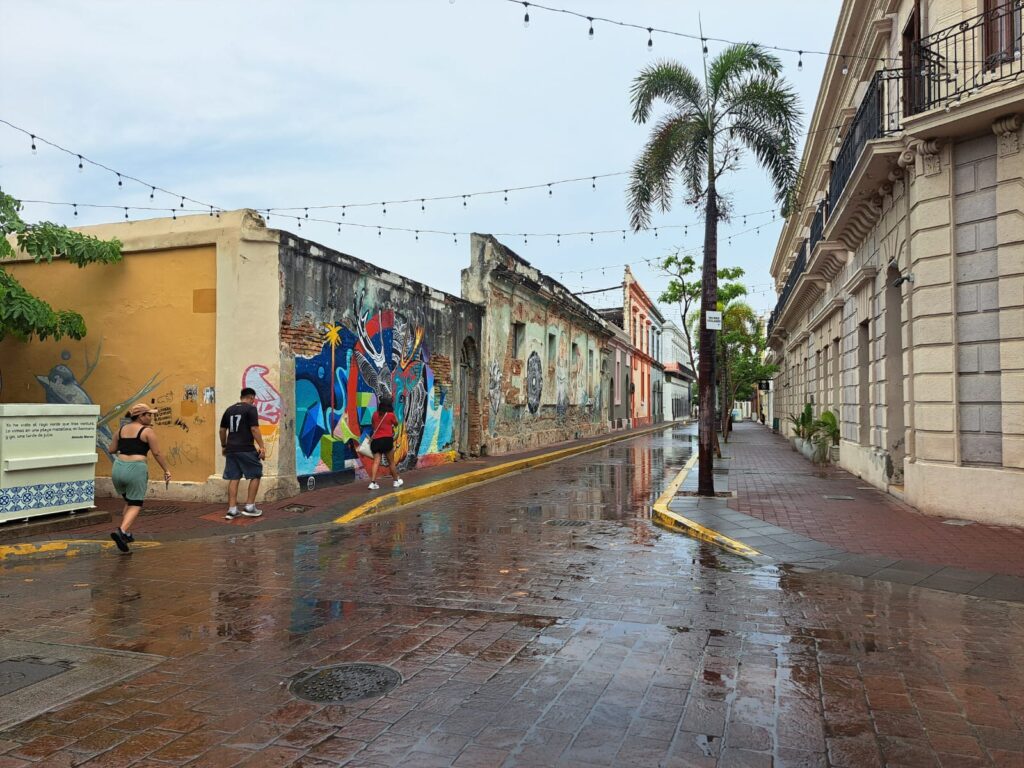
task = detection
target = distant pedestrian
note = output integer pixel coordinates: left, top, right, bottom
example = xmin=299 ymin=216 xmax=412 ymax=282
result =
xmin=109 ymin=402 xmax=171 ymax=553
xmin=220 ymin=387 xmax=267 ymax=519
xmin=367 ymin=396 xmax=403 ymax=490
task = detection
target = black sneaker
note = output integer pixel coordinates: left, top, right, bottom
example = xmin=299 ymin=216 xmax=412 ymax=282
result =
xmin=110 ymin=529 xmax=130 ymax=553
xmin=123 ymin=531 xmax=135 ymax=543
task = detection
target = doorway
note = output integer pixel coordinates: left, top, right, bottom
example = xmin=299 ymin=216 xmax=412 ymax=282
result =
xmin=459 ymin=337 xmax=480 ymax=456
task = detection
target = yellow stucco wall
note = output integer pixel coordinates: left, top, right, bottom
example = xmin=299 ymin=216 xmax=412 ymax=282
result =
xmin=0 ymin=245 xmax=217 ymax=483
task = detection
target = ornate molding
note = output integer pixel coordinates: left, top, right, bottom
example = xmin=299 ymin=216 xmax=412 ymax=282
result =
xmin=903 ymin=138 xmax=942 ymax=177
xmin=808 ymin=296 xmax=846 ymax=334
xmin=992 ymin=114 xmax=1021 ymax=156
xmin=808 ymin=241 xmax=850 ymax=282
xmin=843 ymin=263 xmax=878 ymax=296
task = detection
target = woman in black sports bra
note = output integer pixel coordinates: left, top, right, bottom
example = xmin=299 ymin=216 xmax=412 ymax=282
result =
xmin=107 ymin=402 xmax=171 ymax=553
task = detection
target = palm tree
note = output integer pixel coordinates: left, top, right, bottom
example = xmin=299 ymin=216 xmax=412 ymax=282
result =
xmin=628 ymin=44 xmax=800 ymax=496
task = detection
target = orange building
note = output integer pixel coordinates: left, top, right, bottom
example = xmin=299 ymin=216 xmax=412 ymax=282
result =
xmin=623 ymin=267 xmax=664 ymax=427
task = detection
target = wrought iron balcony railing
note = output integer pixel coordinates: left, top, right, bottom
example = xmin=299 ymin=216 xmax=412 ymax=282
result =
xmin=828 ymin=69 xmax=904 ymax=212
xmin=809 ymin=199 xmax=827 ymax=255
xmin=912 ymin=0 xmax=1023 ymax=114
xmin=768 ymin=240 xmax=807 ymax=339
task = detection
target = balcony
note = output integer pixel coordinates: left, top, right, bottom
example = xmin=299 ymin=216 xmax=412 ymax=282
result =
xmin=766 ymin=240 xmax=807 ymax=343
xmin=828 ymin=69 xmax=905 ymax=212
xmin=911 ymin=0 xmax=1023 ymax=116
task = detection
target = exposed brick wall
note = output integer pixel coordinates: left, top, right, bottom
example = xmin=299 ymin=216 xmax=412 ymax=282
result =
xmin=280 ymin=304 xmax=323 ymax=358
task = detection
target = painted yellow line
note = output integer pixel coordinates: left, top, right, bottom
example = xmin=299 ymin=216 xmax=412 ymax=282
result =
xmin=334 ymin=423 xmax=675 ymax=526
xmin=0 ymin=539 xmax=161 ymax=562
xmin=651 ymin=453 xmax=761 ymax=558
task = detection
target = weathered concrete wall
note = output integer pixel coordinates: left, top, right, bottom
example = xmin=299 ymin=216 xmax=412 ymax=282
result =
xmin=1 ymin=210 xmax=286 ymax=503
xmin=279 ymin=234 xmax=483 ymax=488
xmin=463 ymin=234 xmax=613 ymax=454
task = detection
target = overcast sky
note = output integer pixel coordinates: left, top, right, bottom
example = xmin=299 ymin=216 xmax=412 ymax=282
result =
xmin=0 ymin=0 xmax=841 ymax=324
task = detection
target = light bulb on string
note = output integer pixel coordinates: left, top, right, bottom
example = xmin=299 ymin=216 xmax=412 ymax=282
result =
xmin=523 ymin=234 xmax=528 ymax=245
xmin=382 ymin=203 xmax=387 ymax=216
xmin=622 ymin=230 xmax=626 ymax=241
xmin=591 ymin=176 xmax=596 ymax=190
xmin=209 ymin=206 xmax=214 ymax=217
xmin=149 ymin=187 xmax=155 ymax=200
xmin=337 ymin=223 xmax=341 ymax=233
xmin=453 ymin=233 xmax=458 ymax=245
xmin=30 ymin=135 xmax=36 ymax=154
xmin=377 ymin=227 xmax=382 ymax=237
xmin=72 ymin=204 xmax=77 ymax=217
xmin=798 ymin=51 xmax=804 ymax=71
xmin=304 ymin=208 xmax=309 ymax=219
xmin=420 ymin=199 xmax=426 ymax=211
xmin=415 ymin=230 xmax=419 ymax=241
xmin=654 ymin=228 xmax=658 ymax=238
xmin=841 ymin=56 xmax=849 ymax=76
xmin=172 ymin=209 xmax=176 ymax=220
xmin=647 ymin=28 xmax=653 ymax=51
xmin=266 ymin=210 xmax=271 ymax=222
xmin=179 ymin=196 xmax=185 ymax=209
xmin=124 ymin=207 xmax=129 ymax=220
xmin=587 ymin=17 xmax=594 ymax=38
xmin=522 ymin=2 xmax=529 ymax=28
xmin=77 ymin=155 xmax=83 ymax=172
xmin=297 ymin=218 xmax=302 ymax=228
xmin=557 ymin=234 xmax=561 ymax=246
xmin=342 ymin=206 xmax=347 ymax=218
xmin=547 ymin=184 xmax=552 ymax=196
xmin=504 ymin=190 xmax=509 ymax=204
xmin=462 ymin=195 xmax=468 ymax=207
xmin=117 ymin=173 xmax=122 ymax=187
xmin=589 ymin=232 xmax=594 ymax=243
xmin=702 ymin=38 xmax=708 ymax=55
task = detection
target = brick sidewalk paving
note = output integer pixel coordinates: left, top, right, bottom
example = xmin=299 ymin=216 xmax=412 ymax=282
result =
xmin=725 ymin=421 xmax=1024 ymax=578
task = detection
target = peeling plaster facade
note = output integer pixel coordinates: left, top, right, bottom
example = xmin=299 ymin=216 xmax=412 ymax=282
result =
xmin=463 ymin=234 xmax=615 ymax=454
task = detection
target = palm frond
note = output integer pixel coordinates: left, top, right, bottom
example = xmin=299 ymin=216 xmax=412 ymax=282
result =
xmin=627 ymin=115 xmax=709 ymax=231
xmin=708 ymin=44 xmax=783 ymax=99
xmin=630 ymin=60 xmax=704 ymax=124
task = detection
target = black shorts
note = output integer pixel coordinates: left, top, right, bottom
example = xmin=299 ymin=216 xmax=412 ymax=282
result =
xmin=370 ymin=437 xmax=394 ymax=455
xmin=224 ymin=451 xmax=263 ymax=480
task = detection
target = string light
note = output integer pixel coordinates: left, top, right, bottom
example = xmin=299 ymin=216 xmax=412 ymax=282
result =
xmin=504 ymin=190 xmax=509 ymax=204
xmin=522 ymin=1 xmax=530 ymax=27
xmin=117 ymin=173 xmax=122 ymax=187
xmin=77 ymin=155 xmax=83 ymax=172
xmin=124 ymin=207 xmax=129 ymax=220
xmin=798 ymin=51 xmax=804 ymax=71
xmin=493 ymin=1 xmax=898 ymax=67
xmin=841 ymin=56 xmax=849 ymax=76
xmin=304 ymin=208 xmax=309 ymax=219
xmin=587 ymin=16 xmax=594 ymax=38
xmin=150 ymin=187 xmax=155 ymax=200
xmin=647 ymin=27 xmax=653 ymax=50
xmin=209 ymin=205 xmax=214 ymax=216
xmin=179 ymin=196 xmax=185 ymax=209
xmin=172 ymin=209 xmax=176 ymax=220
xmin=547 ymin=184 xmax=552 ymax=196
xmin=72 ymin=204 xmax=77 ymax=217
xmin=342 ymin=206 xmax=347 ymax=217
xmin=30 ymin=135 xmax=36 ymax=154
xmin=381 ymin=203 xmax=386 ymax=215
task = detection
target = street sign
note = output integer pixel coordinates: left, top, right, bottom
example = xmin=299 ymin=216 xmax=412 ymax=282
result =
xmin=758 ymin=379 xmax=771 ymax=391
xmin=705 ymin=311 xmax=722 ymax=330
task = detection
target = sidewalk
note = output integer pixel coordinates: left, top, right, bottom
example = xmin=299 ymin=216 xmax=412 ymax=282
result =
xmin=5 ymin=422 xmax=677 ymax=549
xmin=672 ymin=421 xmax=1024 ymax=601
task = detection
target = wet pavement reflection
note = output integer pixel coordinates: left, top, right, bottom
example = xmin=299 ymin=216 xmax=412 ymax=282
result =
xmin=2 ymin=426 xmax=1024 ymax=767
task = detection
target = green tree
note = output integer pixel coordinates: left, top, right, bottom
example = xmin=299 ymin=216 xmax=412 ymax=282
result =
xmin=0 ymin=191 xmax=122 ymax=341
xmin=716 ymin=299 xmax=775 ymax=442
xmin=628 ymin=45 xmax=800 ymax=495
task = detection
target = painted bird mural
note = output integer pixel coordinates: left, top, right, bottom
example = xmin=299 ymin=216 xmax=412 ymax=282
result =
xmin=35 ymin=364 xmax=113 ymax=455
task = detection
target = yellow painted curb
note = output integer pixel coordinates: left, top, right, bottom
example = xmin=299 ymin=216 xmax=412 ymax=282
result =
xmin=651 ymin=453 xmax=761 ymax=558
xmin=0 ymin=539 xmax=161 ymax=562
xmin=334 ymin=423 xmax=675 ymax=525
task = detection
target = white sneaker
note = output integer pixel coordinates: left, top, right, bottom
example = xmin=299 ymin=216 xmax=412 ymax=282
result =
xmin=368 ymin=482 xmax=380 ymax=490
xmin=393 ymin=478 xmax=404 ymax=488
xmin=241 ymin=506 xmax=263 ymax=517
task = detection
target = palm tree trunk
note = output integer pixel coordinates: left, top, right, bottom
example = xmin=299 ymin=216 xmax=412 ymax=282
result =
xmin=697 ymin=180 xmax=718 ymax=496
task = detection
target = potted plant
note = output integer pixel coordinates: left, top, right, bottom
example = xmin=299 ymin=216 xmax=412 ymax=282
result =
xmin=811 ymin=410 xmax=841 ymax=465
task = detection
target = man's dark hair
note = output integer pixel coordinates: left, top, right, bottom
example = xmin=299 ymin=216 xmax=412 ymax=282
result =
xmin=240 ymin=387 xmax=257 ymax=399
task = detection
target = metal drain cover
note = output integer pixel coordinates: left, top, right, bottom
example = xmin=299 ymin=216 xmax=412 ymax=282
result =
xmin=823 ymin=495 xmax=855 ymax=501
xmin=0 ymin=658 xmax=71 ymax=696
xmin=544 ymin=519 xmax=589 ymax=527
xmin=289 ymin=663 xmax=402 ymax=703
xmin=281 ymin=504 xmax=312 ymax=514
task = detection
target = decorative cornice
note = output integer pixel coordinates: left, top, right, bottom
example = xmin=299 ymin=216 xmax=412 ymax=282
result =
xmin=993 ymin=114 xmax=1021 ymax=156
xmin=843 ymin=263 xmax=878 ymax=296
xmin=807 ymin=240 xmax=850 ymax=282
xmin=786 ymin=330 xmax=811 ymax=354
xmin=808 ymin=296 xmax=845 ymax=333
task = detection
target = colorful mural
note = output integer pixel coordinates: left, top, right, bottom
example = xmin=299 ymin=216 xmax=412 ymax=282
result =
xmin=294 ymin=304 xmax=455 ymax=478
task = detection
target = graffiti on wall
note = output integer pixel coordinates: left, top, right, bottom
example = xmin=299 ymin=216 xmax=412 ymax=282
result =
xmin=294 ymin=300 xmax=454 ymax=477
xmin=525 ymin=352 xmax=543 ymax=414
xmin=33 ymin=343 xmax=162 ymax=460
xmin=242 ymin=365 xmax=283 ymax=460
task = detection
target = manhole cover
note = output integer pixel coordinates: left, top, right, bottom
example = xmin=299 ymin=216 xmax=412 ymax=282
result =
xmin=0 ymin=658 xmax=72 ymax=696
xmin=544 ymin=519 xmax=589 ymax=527
xmin=142 ymin=505 xmax=187 ymax=516
xmin=823 ymin=495 xmax=855 ymax=501
xmin=289 ymin=663 xmax=402 ymax=703
xmin=281 ymin=504 xmax=312 ymax=514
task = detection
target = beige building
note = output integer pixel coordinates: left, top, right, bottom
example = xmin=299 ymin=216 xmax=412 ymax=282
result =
xmin=767 ymin=0 xmax=1024 ymax=524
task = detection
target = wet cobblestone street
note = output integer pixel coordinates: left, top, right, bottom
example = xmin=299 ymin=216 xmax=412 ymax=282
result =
xmin=2 ymin=426 xmax=1024 ymax=767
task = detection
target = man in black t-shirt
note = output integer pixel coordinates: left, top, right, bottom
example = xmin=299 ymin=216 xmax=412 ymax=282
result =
xmin=219 ymin=387 xmax=267 ymax=520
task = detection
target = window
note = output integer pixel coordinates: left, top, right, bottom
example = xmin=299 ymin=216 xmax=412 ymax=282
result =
xmin=588 ymin=349 xmax=594 ymax=376
xmin=615 ymin=351 xmax=622 ymax=406
xmin=571 ymin=342 xmax=579 ymax=369
xmin=512 ymin=322 xmax=526 ymax=359
xmin=547 ymin=332 xmax=557 ymax=365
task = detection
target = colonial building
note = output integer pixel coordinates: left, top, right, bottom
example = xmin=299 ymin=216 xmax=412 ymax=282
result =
xmin=462 ymin=234 xmax=615 ymax=454
xmin=661 ymin=320 xmax=694 ymax=420
xmin=595 ymin=308 xmax=636 ymax=430
xmin=766 ymin=0 xmax=1024 ymax=524
xmin=624 ymin=267 xmax=666 ymax=426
